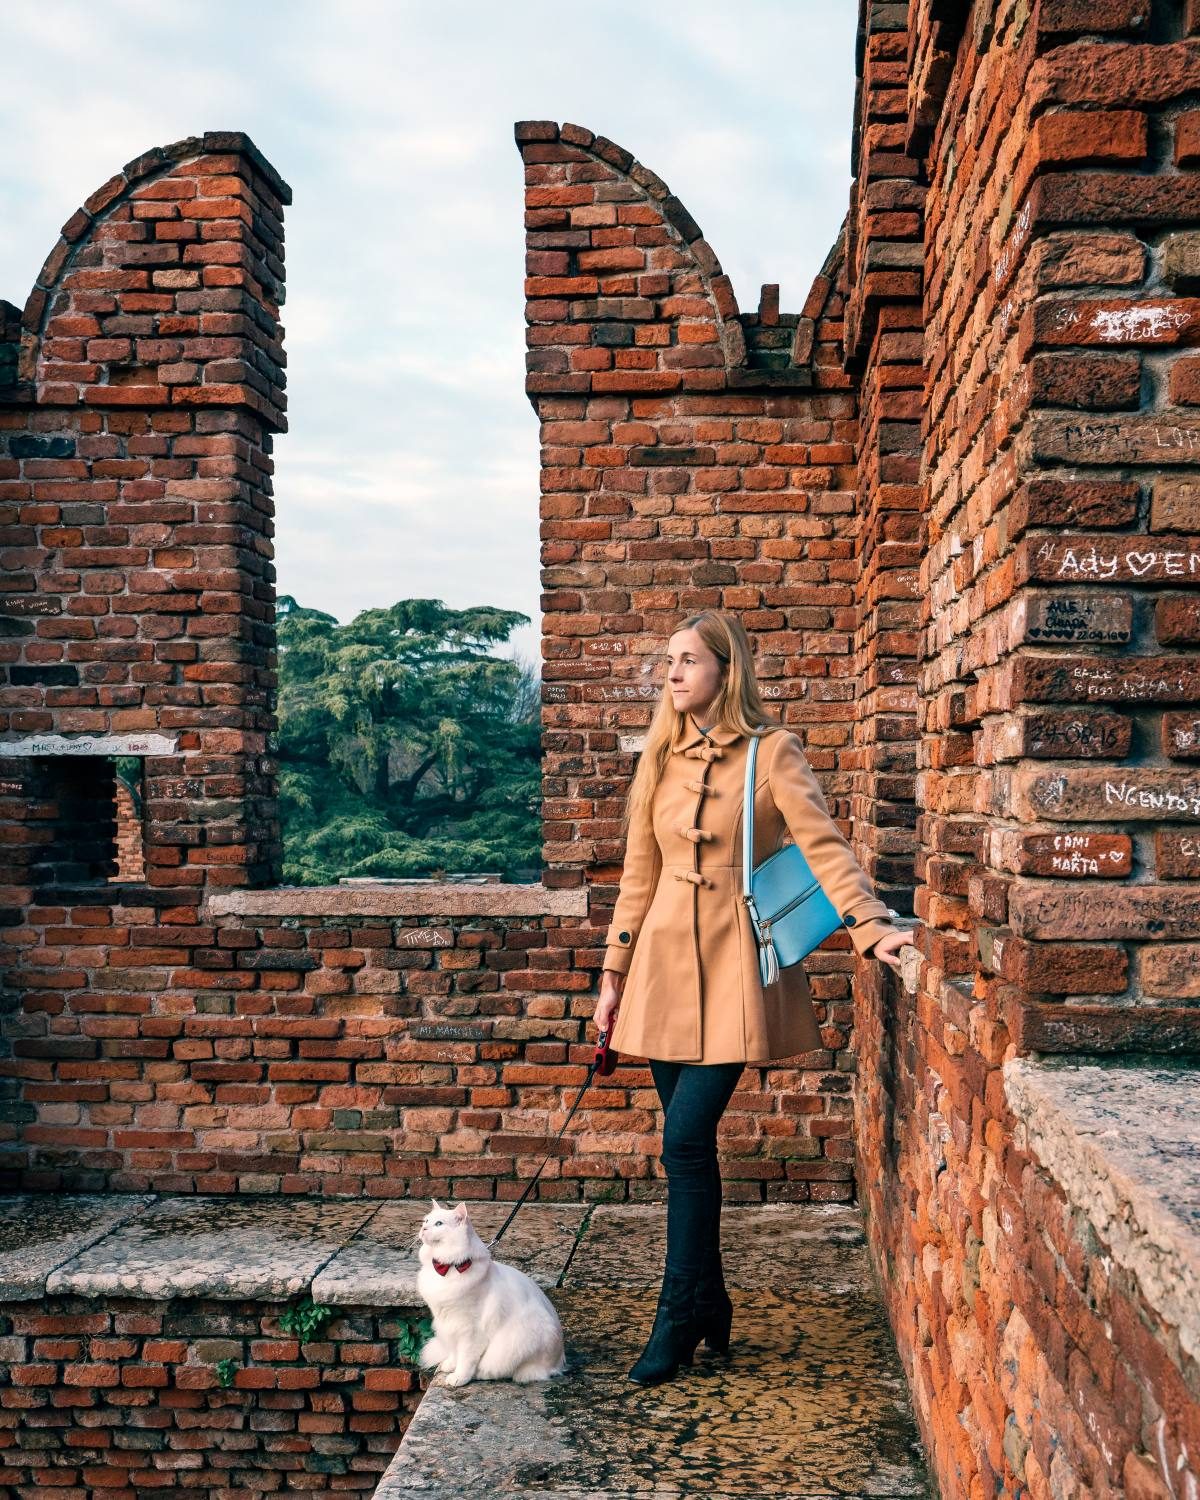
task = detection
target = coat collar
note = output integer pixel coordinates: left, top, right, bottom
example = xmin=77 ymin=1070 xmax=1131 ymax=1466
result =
xmin=670 ymin=712 xmax=744 ymax=753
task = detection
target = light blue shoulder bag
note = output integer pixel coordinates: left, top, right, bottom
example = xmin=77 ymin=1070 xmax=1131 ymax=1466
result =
xmin=741 ymin=730 xmax=842 ymax=986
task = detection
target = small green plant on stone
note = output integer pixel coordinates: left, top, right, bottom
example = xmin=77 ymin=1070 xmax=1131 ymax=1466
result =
xmin=278 ymin=1295 xmax=335 ymax=1343
xmin=215 ymin=1358 xmax=239 ymax=1388
xmin=393 ymin=1312 xmax=433 ymax=1365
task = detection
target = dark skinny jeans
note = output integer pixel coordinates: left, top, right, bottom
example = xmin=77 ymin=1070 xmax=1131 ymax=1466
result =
xmin=648 ymin=1058 xmax=744 ymax=1281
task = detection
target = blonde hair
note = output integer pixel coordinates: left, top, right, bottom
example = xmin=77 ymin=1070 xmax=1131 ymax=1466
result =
xmin=622 ymin=610 xmax=780 ymax=837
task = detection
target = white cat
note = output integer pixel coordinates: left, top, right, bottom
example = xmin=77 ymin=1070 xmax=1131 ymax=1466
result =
xmin=414 ymin=1199 xmax=567 ymax=1387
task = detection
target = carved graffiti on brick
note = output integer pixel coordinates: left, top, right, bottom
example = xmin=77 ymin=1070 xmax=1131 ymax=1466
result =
xmin=1032 ymin=775 xmax=1067 ymax=810
xmin=1058 ymin=420 xmax=1200 ymax=454
xmin=1071 ymin=664 xmax=1193 ymax=699
xmin=397 ymin=928 xmax=453 ymax=948
xmin=1027 ymin=594 xmax=1129 ymax=640
xmin=1049 ymin=833 xmax=1125 ymax=876
xmin=597 ymin=685 xmax=664 ymax=701
xmin=1090 ymin=304 xmax=1188 ymax=341
xmin=0 ymin=595 xmax=59 ymax=615
xmin=1154 ymin=426 xmax=1200 ymax=450
xmin=1104 ymin=779 xmax=1200 ymax=816
xmin=993 ymin=201 xmax=1031 ymax=288
xmin=159 ymin=780 xmax=203 ymax=798
xmin=1039 ymin=540 xmax=1200 ymax=579
xmin=998 ymin=297 xmax=1018 ymax=337
xmin=1032 ymin=719 xmax=1123 ymax=752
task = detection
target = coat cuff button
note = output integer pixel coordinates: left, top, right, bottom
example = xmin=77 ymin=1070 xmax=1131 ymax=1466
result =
xmin=843 ymin=913 xmax=857 ymax=926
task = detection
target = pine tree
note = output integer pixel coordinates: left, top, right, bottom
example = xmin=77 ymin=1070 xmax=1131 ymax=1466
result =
xmin=274 ymin=595 xmax=541 ymax=884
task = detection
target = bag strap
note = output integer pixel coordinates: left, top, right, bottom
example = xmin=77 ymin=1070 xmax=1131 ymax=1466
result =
xmin=742 ymin=730 xmax=759 ymax=901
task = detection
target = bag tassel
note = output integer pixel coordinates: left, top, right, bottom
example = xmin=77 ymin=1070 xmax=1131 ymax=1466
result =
xmin=759 ymin=936 xmax=780 ymax=988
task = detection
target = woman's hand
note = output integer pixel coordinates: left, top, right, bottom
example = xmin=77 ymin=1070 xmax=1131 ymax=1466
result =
xmin=594 ymin=968 xmax=624 ymax=1036
xmin=870 ymin=928 xmax=918 ymax=971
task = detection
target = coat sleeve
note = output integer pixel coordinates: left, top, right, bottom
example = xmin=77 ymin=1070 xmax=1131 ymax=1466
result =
xmin=767 ymin=731 xmax=900 ymax=959
xmin=601 ymin=806 xmax=663 ymax=976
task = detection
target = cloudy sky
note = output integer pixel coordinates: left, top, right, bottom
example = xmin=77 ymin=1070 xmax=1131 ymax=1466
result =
xmin=1 ymin=1 xmax=858 ymax=668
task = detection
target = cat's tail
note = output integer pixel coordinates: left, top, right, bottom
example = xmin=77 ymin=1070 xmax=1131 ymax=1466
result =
xmin=418 ymin=1334 xmax=447 ymax=1371
xmin=511 ymin=1349 xmax=567 ymax=1383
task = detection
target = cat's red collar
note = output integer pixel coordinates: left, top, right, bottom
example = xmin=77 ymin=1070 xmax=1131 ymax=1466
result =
xmin=432 ymin=1257 xmax=473 ymax=1276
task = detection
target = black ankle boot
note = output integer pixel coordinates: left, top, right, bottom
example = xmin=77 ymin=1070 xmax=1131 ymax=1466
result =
xmin=694 ymin=1248 xmax=733 ymax=1356
xmin=627 ymin=1268 xmax=702 ymax=1386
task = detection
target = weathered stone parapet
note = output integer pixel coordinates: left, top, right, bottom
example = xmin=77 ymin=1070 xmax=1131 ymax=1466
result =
xmin=1003 ymin=1056 xmax=1200 ymax=1372
xmin=204 ymin=882 xmax=590 ymax=920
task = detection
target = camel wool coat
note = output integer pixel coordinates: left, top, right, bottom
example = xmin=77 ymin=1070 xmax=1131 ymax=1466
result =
xmin=603 ymin=714 xmax=902 ymax=1064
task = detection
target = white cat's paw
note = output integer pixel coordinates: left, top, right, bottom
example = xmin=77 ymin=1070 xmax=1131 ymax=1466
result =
xmin=443 ymin=1369 xmax=473 ymax=1387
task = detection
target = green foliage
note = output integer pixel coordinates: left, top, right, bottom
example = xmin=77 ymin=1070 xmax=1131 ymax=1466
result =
xmin=393 ymin=1311 xmax=434 ymax=1366
xmin=275 ymin=595 xmax=542 ymax=884
xmin=113 ymin=755 xmax=142 ymax=796
xmin=278 ymin=1295 xmax=335 ymax=1344
xmin=587 ymin=1182 xmax=625 ymax=1207
xmin=215 ymin=1357 xmax=239 ymax=1388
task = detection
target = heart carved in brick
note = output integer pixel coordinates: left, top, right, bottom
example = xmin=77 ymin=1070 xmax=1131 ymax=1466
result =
xmin=1125 ymin=553 xmax=1158 ymax=575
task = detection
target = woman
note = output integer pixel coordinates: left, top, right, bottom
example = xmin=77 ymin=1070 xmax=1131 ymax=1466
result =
xmin=593 ymin=610 xmax=916 ymax=1387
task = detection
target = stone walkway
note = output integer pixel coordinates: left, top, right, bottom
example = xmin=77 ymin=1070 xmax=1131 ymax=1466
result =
xmin=0 ymin=1194 xmax=930 ymax=1497
xmin=377 ymin=1202 xmax=931 ymax=1499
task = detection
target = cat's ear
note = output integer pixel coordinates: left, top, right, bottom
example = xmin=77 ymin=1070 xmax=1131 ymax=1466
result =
xmin=453 ymin=1201 xmax=469 ymax=1220
xmin=430 ymin=1197 xmax=442 ymax=1211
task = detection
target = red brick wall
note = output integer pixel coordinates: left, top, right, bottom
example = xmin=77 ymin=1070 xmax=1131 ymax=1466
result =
xmin=853 ymin=1 xmax=1200 ymax=1495
xmin=0 ymin=1294 xmax=421 ymax=1492
xmin=843 ymin=3 xmax=926 ymax=921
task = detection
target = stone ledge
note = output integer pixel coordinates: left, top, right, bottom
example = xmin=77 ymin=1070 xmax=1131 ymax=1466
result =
xmin=0 ymin=1194 xmax=586 ymax=1306
xmin=203 ymin=882 xmax=590 ymax=920
xmin=1003 ymin=1055 xmax=1200 ymax=1368
xmin=0 ymin=1194 xmax=154 ymax=1301
xmin=44 ymin=1197 xmax=377 ymax=1301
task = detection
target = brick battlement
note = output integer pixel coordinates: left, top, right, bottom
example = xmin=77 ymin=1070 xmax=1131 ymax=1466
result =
xmin=514 ymin=119 xmax=844 ymax=394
